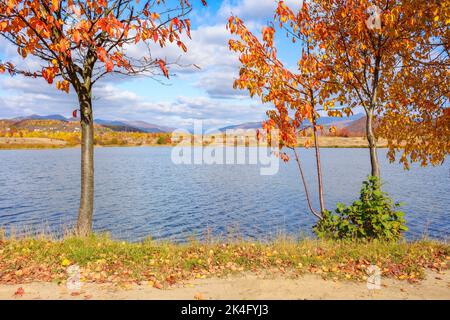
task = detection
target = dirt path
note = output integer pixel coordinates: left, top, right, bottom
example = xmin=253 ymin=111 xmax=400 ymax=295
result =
xmin=1 ymin=270 xmax=449 ymax=300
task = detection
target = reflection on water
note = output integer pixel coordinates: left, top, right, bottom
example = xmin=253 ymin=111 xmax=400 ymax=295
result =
xmin=0 ymin=147 xmax=448 ymax=241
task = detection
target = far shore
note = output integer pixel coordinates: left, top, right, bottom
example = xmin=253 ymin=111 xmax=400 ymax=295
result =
xmin=0 ymin=136 xmax=389 ymax=150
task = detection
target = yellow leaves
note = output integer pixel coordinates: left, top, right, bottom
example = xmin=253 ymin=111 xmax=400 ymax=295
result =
xmin=51 ymin=0 xmax=60 ymax=12
xmin=347 ymin=71 xmax=354 ymax=80
xmin=0 ymin=21 xmax=8 ymax=32
xmin=262 ymin=26 xmax=275 ymax=47
xmin=61 ymin=258 xmax=71 ymax=267
xmin=56 ymin=80 xmax=70 ymax=93
xmin=58 ymin=38 xmax=70 ymax=53
xmin=150 ymin=12 xmax=160 ymax=21
xmin=72 ymin=30 xmax=81 ymax=43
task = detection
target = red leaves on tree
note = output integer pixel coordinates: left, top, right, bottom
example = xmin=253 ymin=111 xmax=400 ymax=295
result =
xmin=105 ymin=60 xmax=114 ymax=73
xmin=96 ymin=47 xmax=108 ymax=62
xmin=158 ymin=60 xmax=169 ymax=78
xmin=0 ymin=0 xmax=196 ymax=92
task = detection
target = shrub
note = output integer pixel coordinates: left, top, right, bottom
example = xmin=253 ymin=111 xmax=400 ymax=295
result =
xmin=314 ymin=176 xmax=407 ymax=241
xmin=156 ymin=135 xmax=170 ymax=145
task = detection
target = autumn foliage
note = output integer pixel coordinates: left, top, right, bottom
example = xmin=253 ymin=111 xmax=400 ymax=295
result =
xmin=227 ymin=0 xmax=448 ymax=239
xmin=0 ymin=0 xmax=199 ymax=85
xmin=227 ymin=1 xmax=334 ymax=218
xmin=0 ymin=0 xmax=206 ymax=235
xmin=311 ymin=0 xmax=448 ymax=174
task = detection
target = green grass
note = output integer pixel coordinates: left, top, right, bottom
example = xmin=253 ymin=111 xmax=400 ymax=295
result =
xmin=0 ymin=233 xmax=448 ymax=287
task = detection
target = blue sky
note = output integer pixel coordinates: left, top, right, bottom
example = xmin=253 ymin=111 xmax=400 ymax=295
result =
xmin=0 ymin=0 xmax=303 ymax=130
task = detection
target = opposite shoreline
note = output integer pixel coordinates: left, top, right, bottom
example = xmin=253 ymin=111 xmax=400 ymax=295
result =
xmin=0 ymin=136 xmax=389 ymax=150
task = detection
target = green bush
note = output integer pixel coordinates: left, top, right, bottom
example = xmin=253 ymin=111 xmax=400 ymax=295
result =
xmin=314 ymin=176 xmax=407 ymax=241
xmin=156 ymin=135 xmax=170 ymax=145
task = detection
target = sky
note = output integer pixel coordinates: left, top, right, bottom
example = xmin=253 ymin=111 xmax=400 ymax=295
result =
xmin=0 ymin=0 xmax=304 ymax=130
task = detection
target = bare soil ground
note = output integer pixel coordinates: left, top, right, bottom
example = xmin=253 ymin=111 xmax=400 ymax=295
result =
xmin=1 ymin=270 xmax=448 ymax=300
xmin=0 ymin=137 xmax=67 ymax=149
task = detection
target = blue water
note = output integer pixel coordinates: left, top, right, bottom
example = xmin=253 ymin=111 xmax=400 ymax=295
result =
xmin=0 ymin=147 xmax=448 ymax=241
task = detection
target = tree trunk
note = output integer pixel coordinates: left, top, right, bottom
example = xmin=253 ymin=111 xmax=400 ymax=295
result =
xmin=76 ymin=90 xmax=94 ymax=236
xmin=312 ymin=123 xmax=325 ymax=214
xmin=365 ymin=110 xmax=380 ymax=178
xmin=292 ymin=148 xmax=322 ymax=220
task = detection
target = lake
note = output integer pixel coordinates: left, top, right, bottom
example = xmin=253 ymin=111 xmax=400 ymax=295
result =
xmin=0 ymin=147 xmax=448 ymax=241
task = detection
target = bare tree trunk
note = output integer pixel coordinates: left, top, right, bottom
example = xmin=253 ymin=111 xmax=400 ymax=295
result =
xmin=312 ymin=123 xmax=325 ymax=214
xmin=292 ymin=147 xmax=322 ymax=220
xmin=365 ymin=110 xmax=380 ymax=178
xmin=76 ymin=89 xmax=94 ymax=236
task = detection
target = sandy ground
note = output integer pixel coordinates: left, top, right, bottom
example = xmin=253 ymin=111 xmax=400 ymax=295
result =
xmin=1 ymin=270 xmax=449 ymax=300
xmin=0 ymin=137 xmax=67 ymax=147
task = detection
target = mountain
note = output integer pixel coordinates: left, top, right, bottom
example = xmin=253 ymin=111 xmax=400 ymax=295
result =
xmin=94 ymin=119 xmax=173 ymax=133
xmin=342 ymin=116 xmax=381 ymax=136
xmin=1 ymin=114 xmax=173 ymax=133
xmin=13 ymin=114 xmax=68 ymax=121
xmin=122 ymin=120 xmax=174 ymax=133
xmin=218 ymin=114 xmax=365 ymax=132
xmin=218 ymin=121 xmax=262 ymax=131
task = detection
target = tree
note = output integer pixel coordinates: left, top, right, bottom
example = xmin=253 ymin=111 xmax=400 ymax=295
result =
xmin=0 ymin=0 xmax=206 ymax=235
xmin=377 ymin=0 xmax=449 ymax=168
xmin=313 ymin=0 xmax=449 ymax=177
xmin=227 ymin=1 xmax=335 ymax=219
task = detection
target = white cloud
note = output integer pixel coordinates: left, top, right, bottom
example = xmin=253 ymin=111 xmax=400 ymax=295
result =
xmin=0 ymin=1 xmax=287 ymax=128
xmin=219 ymin=0 xmax=303 ymax=21
xmin=0 ymin=73 xmax=267 ymax=129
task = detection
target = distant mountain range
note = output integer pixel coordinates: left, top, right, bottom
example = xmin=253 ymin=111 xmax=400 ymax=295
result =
xmin=5 ymin=114 xmax=174 ymax=133
xmin=218 ymin=114 xmax=365 ymax=132
xmin=1 ymin=113 xmax=367 ymax=135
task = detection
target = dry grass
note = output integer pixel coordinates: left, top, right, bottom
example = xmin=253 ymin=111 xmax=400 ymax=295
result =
xmin=0 ymin=137 xmax=67 ymax=149
xmin=0 ymin=233 xmax=448 ymax=288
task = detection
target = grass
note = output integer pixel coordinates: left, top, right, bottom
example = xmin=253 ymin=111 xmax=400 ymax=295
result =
xmin=0 ymin=143 xmax=67 ymax=149
xmin=0 ymin=233 xmax=448 ymax=288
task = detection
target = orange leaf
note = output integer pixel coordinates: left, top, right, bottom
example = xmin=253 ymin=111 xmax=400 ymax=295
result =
xmin=158 ymin=59 xmax=169 ymax=78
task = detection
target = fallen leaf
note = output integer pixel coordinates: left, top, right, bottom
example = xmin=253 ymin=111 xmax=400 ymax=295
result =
xmin=153 ymin=281 xmax=163 ymax=290
xmin=194 ymin=293 xmax=204 ymax=300
xmin=61 ymin=258 xmax=71 ymax=267
xmin=14 ymin=287 xmax=25 ymax=297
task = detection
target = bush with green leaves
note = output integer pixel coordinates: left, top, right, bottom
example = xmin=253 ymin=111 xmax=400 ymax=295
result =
xmin=314 ymin=176 xmax=407 ymax=241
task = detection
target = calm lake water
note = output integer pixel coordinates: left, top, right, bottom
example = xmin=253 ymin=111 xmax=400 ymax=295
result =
xmin=0 ymin=147 xmax=448 ymax=241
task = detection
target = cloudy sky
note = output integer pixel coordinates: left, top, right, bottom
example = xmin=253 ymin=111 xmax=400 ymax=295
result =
xmin=0 ymin=0 xmax=303 ymax=130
